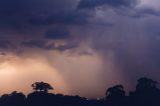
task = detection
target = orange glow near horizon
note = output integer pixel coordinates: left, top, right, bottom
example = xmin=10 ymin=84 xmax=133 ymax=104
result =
xmin=0 ymin=51 xmax=126 ymax=98
xmin=0 ymin=54 xmax=69 ymax=95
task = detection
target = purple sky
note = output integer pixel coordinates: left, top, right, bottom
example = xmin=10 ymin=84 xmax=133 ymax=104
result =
xmin=0 ymin=0 xmax=160 ymax=98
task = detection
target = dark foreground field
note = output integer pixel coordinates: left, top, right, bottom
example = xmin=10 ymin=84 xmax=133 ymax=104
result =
xmin=0 ymin=77 xmax=160 ymax=106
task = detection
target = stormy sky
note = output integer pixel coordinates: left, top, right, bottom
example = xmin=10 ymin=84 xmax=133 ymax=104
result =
xmin=0 ymin=0 xmax=160 ymax=98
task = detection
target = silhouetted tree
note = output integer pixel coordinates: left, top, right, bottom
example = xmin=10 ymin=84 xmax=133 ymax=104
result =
xmin=129 ymin=77 xmax=160 ymax=106
xmin=31 ymin=82 xmax=53 ymax=93
xmin=106 ymin=85 xmax=125 ymax=99
xmin=1 ymin=77 xmax=160 ymax=106
xmin=106 ymin=85 xmax=126 ymax=106
xmin=136 ymin=77 xmax=158 ymax=92
xmin=0 ymin=91 xmax=25 ymax=106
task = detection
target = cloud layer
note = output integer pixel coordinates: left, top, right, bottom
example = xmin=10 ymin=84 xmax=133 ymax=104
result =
xmin=0 ymin=0 xmax=160 ymax=98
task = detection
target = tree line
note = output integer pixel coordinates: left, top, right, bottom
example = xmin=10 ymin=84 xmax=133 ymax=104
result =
xmin=0 ymin=77 xmax=160 ymax=106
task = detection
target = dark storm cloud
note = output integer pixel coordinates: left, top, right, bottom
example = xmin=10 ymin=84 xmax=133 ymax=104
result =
xmin=77 ymin=0 xmax=160 ymax=18
xmin=0 ymin=0 xmax=93 ymax=31
xmin=45 ymin=28 xmax=70 ymax=40
xmin=137 ymin=7 xmax=160 ymax=17
xmin=124 ymin=7 xmax=160 ymax=18
xmin=0 ymin=0 xmax=94 ymax=52
xmin=0 ymin=40 xmax=11 ymax=49
xmin=46 ymin=43 xmax=79 ymax=52
xmin=21 ymin=39 xmax=79 ymax=52
xmin=0 ymin=0 xmax=88 ymax=51
xmin=1 ymin=0 xmax=160 ymax=97
xmin=0 ymin=40 xmax=18 ymax=54
xmin=0 ymin=0 xmax=85 ymax=29
xmin=0 ymin=40 xmax=17 ymax=50
xmin=29 ymin=10 xmax=93 ymax=26
xmin=21 ymin=40 xmax=47 ymax=48
xmin=77 ymin=0 xmax=138 ymax=9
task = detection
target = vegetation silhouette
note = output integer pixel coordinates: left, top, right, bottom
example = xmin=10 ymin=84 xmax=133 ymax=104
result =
xmin=0 ymin=77 xmax=160 ymax=106
xmin=31 ymin=82 xmax=53 ymax=93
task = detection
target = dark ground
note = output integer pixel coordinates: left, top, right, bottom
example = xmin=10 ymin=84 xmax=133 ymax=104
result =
xmin=0 ymin=77 xmax=160 ymax=106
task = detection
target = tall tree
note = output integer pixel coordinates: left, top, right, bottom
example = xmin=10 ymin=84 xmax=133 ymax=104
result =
xmin=31 ymin=82 xmax=54 ymax=93
xmin=136 ymin=77 xmax=158 ymax=92
xmin=106 ymin=85 xmax=125 ymax=100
